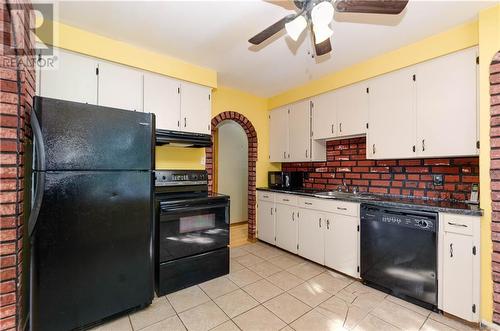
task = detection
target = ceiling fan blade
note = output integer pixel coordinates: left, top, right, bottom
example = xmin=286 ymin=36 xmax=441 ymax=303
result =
xmin=249 ymin=14 xmax=296 ymax=45
xmin=315 ymin=38 xmax=332 ymax=56
xmin=334 ymin=0 xmax=409 ymax=14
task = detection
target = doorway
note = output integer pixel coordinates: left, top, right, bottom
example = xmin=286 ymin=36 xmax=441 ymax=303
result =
xmin=206 ymin=111 xmax=258 ymax=244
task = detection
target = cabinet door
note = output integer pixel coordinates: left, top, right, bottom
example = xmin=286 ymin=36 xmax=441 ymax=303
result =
xmin=298 ymin=208 xmax=324 ymax=265
xmin=312 ymin=92 xmax=336 ymax=140
xmin=336 ymin=82 xmax=369 ymax=137
xmin=275 ymin=203 xmax=298 ymax=254
xmin=269 ymin=107 xmax=289 ymax=162
xmin=324 ymin=213 xmax=359 ymax=277
xmin=39 ymin=49 xmax=97 ymax=104
xmin=180 ymin=82 xmax=211 ymax=134
xmin=416 ymin=48 xmax=478 ymax=157
xmin=442 ymin=232 xmax=474 ymax=321
xmin=289 ymin=100 xmax=311 ymax=162
xmin=144 ymin=73 xmax=181 ymax=131
xmin=98 ymin=62 xmax=143 ymax=111
xmin=257 ymin=201 xmax=275 ymax=245
xmin=368 ymin=67 xmax=416 ymax=159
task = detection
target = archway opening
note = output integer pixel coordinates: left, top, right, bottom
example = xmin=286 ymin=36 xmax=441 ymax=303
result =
xmin=206 ymin=112 xmax=258 ymax=244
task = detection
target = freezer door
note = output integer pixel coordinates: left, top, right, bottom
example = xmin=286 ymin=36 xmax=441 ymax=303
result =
xmin=33 ymin=96 xmax=154 ymax=171
xmin=30 ymin=171 xmax=153 ymax=331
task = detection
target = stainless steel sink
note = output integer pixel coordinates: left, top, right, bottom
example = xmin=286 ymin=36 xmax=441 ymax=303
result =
xmin=314 ymin=191 xmax=378 ymax=200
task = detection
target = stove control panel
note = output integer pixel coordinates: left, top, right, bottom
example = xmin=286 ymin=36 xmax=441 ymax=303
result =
xmin=155 ymin=170 xmax=208 ymax=187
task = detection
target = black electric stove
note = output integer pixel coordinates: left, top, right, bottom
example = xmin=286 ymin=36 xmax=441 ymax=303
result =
xmin=154 ymin=170 xmax=229 ymax=296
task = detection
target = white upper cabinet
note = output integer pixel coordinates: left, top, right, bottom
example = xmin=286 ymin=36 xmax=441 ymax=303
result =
xmin=416 ymin=48 xmax=478 ymax=157
xmin=368 ymin=67 xmax=416 ymax=159
xmin=39 ymin=49 xmax=98 ymax=105
xmin=143 ymin=73 xmax=181 ymax=131
xmin=269 ymin=106 xmax=289 ymax=162
xmin=312 ymin=92 xmax=336 ymax=140
xmin=336 ymin=82 xmax=369 ymax=138
xmin=289 ymin=100 xmax=311 ymax=162
xmin=180 ymin=82 xmax=211 ymax=134
xmin=98 ymin=62 xmax=143 ymax=112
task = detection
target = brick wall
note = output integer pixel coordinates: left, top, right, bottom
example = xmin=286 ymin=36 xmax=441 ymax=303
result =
xmin=490 ymin=52 xmax=500 ymax=325
xmin=0 ymin=2 xmax=35 ymax=330
xmin=282 ymin=137 xmax=479 ymax=201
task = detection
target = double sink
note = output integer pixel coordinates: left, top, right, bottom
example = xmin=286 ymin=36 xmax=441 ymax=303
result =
xmin=313 ymin=191 xmax=378 ymax=201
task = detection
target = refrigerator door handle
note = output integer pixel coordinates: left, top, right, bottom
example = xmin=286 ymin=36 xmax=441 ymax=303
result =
xmin=28 ymin=112 xmax=46 ymax=236
xmin=31 ymin=110 xmax=46 ymax=171
xmin=28 ymin=171 xmax=45 ymax=236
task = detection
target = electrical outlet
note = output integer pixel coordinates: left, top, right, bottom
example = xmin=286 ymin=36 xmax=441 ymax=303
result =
xmin=433 ymin=174 xmax=443 ymax=186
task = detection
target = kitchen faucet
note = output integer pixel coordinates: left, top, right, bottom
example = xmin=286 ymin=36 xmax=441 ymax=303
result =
xmin=337 ymin=180 xmax=348 ymax=193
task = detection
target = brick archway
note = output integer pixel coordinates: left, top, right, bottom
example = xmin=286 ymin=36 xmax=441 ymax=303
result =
xmin=491 ymin=51 xmax=500 ymax=324
xmin=206 ymin=112 xmax=258 ymax=240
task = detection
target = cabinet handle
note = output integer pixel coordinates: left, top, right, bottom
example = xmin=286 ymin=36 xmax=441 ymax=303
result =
xmin=263 ymin=195 xmax=269 ymax=198
xmin=184 ymin=117 xmax=187 ymax=127
xmin=340 ymin=123 xmax=342 ymax=133
xmin=422 ymin=139 xmax=425 ymax=152
xmin=319 ymin=218 xmax=322 ymax=228
xmin=337 ymin=207 xmax=347 ymax=211
xmin=283 ymin=198 xmax=290 ymax=202
xmin=450 ymin=243 xmax=453 ymax=258
xmin=326 ymin=219 xmax=330 ymax=230
xmin=447 ymin=222 xmax=468 ymax=228
xmin=306 ymin=149 xmax=308 ymax=158
xmin=270 ymin=207 xmax=273 ymax=216
xmin=372 ymin=144 xmax=376 ymax=154
xmin=283 ymin=151 xmax=286 ymax=159
xmin=331 ymin=124 xmax=334 ymax=134
xmin=292 ymin=212 xmax=295 ymax=221
xmin=305 ymin=202 xmax=313 ymax=205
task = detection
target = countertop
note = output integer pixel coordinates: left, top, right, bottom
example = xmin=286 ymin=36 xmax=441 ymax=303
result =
xmin=256 ymin=187 xmax=483 ymax=216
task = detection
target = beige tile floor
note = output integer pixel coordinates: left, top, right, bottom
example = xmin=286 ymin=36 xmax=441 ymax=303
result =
xmin=92 ymin=241 xmax=482 ymax=331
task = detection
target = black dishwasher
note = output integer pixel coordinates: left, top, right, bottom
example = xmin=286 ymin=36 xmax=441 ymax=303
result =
xmin=360 ymin=204 xmax=438 ymax=310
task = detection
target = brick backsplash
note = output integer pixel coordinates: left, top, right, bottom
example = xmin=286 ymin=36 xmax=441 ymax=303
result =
xmin=282 ymin=137 xmax=479 ymax=201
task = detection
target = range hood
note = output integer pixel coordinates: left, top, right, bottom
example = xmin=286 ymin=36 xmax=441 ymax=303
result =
xmin=155 ymin=129 xmax=212 ymax=148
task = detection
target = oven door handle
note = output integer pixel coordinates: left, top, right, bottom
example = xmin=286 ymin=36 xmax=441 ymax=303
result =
xmin=161 ymin=203 xmax=228 ymax=213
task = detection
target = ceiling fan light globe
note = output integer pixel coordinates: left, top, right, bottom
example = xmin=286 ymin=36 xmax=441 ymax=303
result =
xmin=313 ymin=24 xmax=333 ymax=44
xmin=285 ymin=15 xmax=307 ymax=41
xmin=311 ymin=1 xmax=334 ymax=26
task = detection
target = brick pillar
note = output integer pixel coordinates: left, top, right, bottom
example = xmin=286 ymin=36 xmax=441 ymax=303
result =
xmin=491 ymin=51 xmax=500 ymax=325
xmin=207 ymin=112 xmax=258 ymax=241
xmin=1 ymin=1 xmax=35 ymax=330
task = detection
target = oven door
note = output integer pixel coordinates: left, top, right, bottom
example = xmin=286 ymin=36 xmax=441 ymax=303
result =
xmin=159 ymin=196 xmax=229 ymax=262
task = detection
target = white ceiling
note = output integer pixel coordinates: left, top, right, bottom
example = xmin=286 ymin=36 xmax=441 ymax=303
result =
xmin=56 ymin=0 xmax=497 ymax=97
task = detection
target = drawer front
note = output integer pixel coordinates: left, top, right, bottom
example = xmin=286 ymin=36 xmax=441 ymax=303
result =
xmin=299 ymin=197 xmax=323 ymax=210
xmin=257 ymin=191 xmax=274 ymax=202
xmin=275 ymin=193 xmax=298 ymax=206
xmin=330 ymin=201 xmax=359 ymax=217
xmin=442 ymin=214 xmax=474 ymax=236
xmin=298 ymin=197 xmax=359 ymax=217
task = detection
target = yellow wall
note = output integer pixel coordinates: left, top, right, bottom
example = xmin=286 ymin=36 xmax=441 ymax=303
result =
xmin=47 ymin=21 xmax=217 ymax=87
xmin=268 ymin=20 xmax=478 ymax=108
xmin=479 ymin=4 xmax=500 ymax=324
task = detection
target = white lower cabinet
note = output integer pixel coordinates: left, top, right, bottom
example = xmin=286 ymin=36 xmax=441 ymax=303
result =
xmin=298 ymin=208 xmax=325 ymax=265
xmin=275 ymin=203 xmax=299 ymax=254
xmin=439 ymin=213 xmax=480 ymax=322
xmin=257 ymin=200 xmax=275 ymax=244
xmin=324 ymin=212 xmax=360 ymax=278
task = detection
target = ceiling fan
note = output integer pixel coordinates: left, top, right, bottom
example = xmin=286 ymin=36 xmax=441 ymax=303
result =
xmin=249 ymin=0 xmax=409 ymax=56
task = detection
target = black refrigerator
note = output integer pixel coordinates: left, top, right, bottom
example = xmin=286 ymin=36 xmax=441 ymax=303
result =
xmin=29 ymin=97 xmax=155 ymax=331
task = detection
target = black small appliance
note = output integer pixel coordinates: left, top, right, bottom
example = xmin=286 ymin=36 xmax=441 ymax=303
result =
xmin=154 ymin=170 xmax=229 ymax=296
xmin=268 ymin=171 xmax=304 ymax=190
xmin=360 ymin=204 xmax=438 ymax=311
